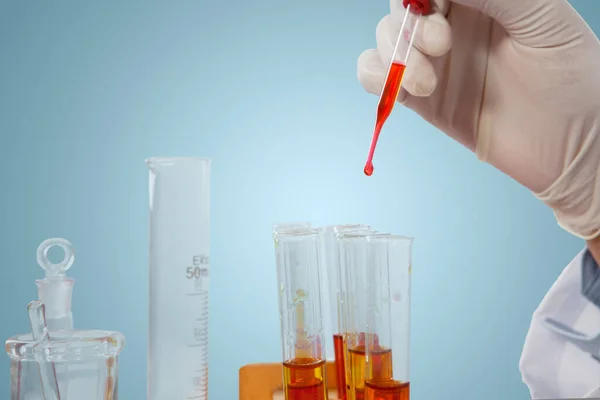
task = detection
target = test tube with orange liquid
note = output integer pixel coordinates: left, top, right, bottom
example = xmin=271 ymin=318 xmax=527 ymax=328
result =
xmin=364 ymin=235 xmax=414 ymax=400
xmin=273 ymin=227 xmax=328 ymax=400
xmin=337 ymin=232 xmax=389 ymax=400
xmin=364 ymin=0 xmax=432 ymax=176
xmin=318 ymin=225 xmax=372 ymax=400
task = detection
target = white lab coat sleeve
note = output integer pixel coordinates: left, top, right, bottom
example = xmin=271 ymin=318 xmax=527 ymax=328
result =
xmin=520 ymin=249 xmax=600 ymax=399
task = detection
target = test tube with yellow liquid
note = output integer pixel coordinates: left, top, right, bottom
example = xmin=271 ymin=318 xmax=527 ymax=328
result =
xmin=337 ymin=232 xmax=387 ymax=400
xmin=318 ymin=225 xmax=371 ymax=400
xmin=364 ymin=235 xmax=413 ymax=400
xmin=273 ymin=228 xmax=328 ymax=400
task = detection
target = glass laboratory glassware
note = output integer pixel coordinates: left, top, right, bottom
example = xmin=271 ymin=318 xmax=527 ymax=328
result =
xmin=5 ymin=329 xmax=125 ymax=399
xmin=273 ymin=222 xmax=312 ymax=235
xmin=35 ymin=238 xmax=76 ymax=331
xmin=337 ymin=232 xmax=387 ymax=400
xmin=273 ymin=229 xmax=328 ymax=400
xmin=19 ymin=238 xmax=98 ymax=397
xmin=318 ymin=225 xmax=371 ymax=400
xmin=147 ymin=156 xmax=211 ymax=400
xmin=364 ymin=235 xmax=413 ymax=400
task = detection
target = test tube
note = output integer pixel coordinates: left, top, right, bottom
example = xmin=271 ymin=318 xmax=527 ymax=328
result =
xmin=364 ymin=235 xmax=413 ymax=400
xmin=318 ymin=225 xmax=371 ymax=400
xmin=273 ymin=222 xmax=312 ymax=234
xmin=273 ymin=223 xmax=313 ymax=311
xmin=273 ymin=229 xmax=328 ymax=400
xmin=147 ymin=157 xmax=211 ymax=400
xmin=337 ymin=232 xmax=388 ymax=400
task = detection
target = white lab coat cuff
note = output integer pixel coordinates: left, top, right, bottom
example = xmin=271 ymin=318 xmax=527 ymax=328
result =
xmin=520 ymin=249 xmax=600 ymax=398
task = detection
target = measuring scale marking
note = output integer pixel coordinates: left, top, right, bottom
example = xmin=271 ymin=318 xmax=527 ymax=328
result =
xmin=183 ymin=255 xmax=210 ymax=397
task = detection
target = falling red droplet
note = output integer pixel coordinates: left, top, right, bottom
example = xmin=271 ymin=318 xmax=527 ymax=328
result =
xmin=364 ymin=162 xmax=374 ymax=176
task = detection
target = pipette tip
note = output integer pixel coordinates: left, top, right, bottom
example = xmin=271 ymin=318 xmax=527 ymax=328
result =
xmin=364 ymin=162 xmax=374 ymax=176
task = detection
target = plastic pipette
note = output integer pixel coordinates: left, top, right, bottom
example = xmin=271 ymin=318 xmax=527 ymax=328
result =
xmin=364 ymin=0 xmax=432 ymax=176
xmin=36 ymin=238 xmax=76 ymax=331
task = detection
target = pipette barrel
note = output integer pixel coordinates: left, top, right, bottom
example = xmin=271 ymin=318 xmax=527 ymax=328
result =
xmin=273 ymin=229 xmax=328 ymax=400
xmin=390 ymin=4 xmax=421 ymax=68
xmin=363 ymin=4 xmax=424 ymax=177
xmin=364 ymin=235 xmax=414 ymax=400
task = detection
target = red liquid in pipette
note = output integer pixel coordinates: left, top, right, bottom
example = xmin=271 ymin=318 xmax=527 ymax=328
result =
xmin=364 ymin=61 xmax=406 ymax=176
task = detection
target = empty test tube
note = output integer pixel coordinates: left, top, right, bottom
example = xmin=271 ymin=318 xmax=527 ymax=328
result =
xmin=364 ymin=235 xmax=413 ymax=400
xmin=273 ymin=229 xmax=328 ymax=400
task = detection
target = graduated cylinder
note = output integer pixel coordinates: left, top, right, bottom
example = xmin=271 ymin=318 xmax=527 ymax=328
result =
xmin=273 ymin=229 xmax=328 ymax=400
xmin=364 ymin=235 xmax=413 ymax=400
xmin=147 ymin=157 xmax=211 ymax=400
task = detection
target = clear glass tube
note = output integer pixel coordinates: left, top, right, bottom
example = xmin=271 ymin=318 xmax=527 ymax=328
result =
xmin=364 ymin=4 xmax=423 ymax=178
xmin=391 ymin=4 xmax=421 ymax=66
xmin=337 ymin=231 xmax=385 ymax=400
xmin=273 ymin=223 xmax=313 ymax=318
xmin=147 ymin=157 xmax=211 ymax=400
xmin=273 ymin=222 xmax=312 ymax=235
xmin=364 ymin=235 xmax=413 ymax=400
xmin=318 ymin=225 xmax=370 ymax=400
xmin=319 ymin=225 xmax=370 ymax=352
xmin=274 ymin=229 xmax=328 ymax=400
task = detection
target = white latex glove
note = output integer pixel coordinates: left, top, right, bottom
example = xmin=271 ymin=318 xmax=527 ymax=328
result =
xmin=358 ymin=0 xmax=600 ymax=240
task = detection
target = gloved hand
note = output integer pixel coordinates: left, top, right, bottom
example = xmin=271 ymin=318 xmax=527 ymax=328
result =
xmin=358 ymin=0 xmax=600 ymax=240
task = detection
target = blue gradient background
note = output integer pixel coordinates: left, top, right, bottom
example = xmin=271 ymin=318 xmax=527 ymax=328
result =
xmin=0 ymin=1 xmax=598 ymax=399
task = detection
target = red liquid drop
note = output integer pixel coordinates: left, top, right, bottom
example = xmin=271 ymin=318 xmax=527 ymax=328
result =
xmin=364 ymin=62 xmax=406 ymax=177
